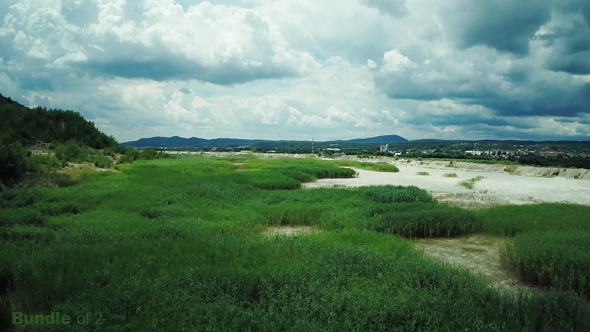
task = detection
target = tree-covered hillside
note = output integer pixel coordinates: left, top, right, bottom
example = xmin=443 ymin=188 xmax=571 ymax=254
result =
xmin=0 ymin=94 xmax=117 ymax=149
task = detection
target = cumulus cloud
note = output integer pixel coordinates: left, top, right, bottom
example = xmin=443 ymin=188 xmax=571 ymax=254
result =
xmin=259 ymin=0 xmax=400 ymax=63
xmin=1 ymin=0 xmax=316 ymax=85
xmin=1 ymin=0 xmax=590 ymax=142
xmin=380 ymin=49 xmax=415 ymax=72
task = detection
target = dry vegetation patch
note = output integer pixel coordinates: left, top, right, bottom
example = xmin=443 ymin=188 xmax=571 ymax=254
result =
xmin=232 ymin=162 xmax=250 ymax=170
xmin=263 ymin=225 xmax=319 ymax=237
xmin=415 ymin=235 xmax=530 ymax=291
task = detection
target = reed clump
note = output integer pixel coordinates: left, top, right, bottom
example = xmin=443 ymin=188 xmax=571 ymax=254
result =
xmin=479 ymin=203 xmax=590 ymax=296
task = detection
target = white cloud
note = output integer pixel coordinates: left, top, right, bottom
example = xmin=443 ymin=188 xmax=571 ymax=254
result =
xmin=1 ymin=0 xmax=590 ymax=142
xmin=2 ymin=0 xmax=317 ymax=84
xmin=380 ymin=49 xmax=415 ymax=72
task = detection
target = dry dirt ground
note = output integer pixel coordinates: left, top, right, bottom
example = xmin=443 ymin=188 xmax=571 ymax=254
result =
xmin=414 ymin=235 xmax=531 ymax=292
xmin=263 ymin=225 xmax=319 ymax=236
xmin=303 ymin=159 xmax=590 ymax=208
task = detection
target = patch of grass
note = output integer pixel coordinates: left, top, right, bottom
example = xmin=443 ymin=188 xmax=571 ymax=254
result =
xmin=359 ymin=185 xmax=435 ymax=204
xmin=417 ymin=171 xmax=430 ymax=176
xmin=504 ymin=165 xmax=518 ymax=173
xmin=444 ymin=173 xmax=458 ymax=177
xmin=266 ymin=203 xmax=323 ymax=226
xmin=480 ymin=203 xmax=590 ymax=296
xmin=501 ymin=231 xmax=590 ymax=296
xmin=357 ymin=161 xmax=399 ymax=172
xmin=460 ymin=176 xmax=485 ymax=189
xmin=367 ymin=203 xmax=481 ymax=238
xmin=478 ymin=203 xmax=590 ymax=236
xmin=20 ymin=172 xmax=80 ymax=188
xmin=336 ymin=160 xmax=399 ymax=172
xmin=243 ymin=170 xmax=302 ymax=190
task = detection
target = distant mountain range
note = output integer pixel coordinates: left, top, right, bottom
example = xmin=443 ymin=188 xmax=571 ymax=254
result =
xmin=122 ymin=135 xmax=408 ymax=148
xmin=336 ymin=135 xmax=408 ymax=144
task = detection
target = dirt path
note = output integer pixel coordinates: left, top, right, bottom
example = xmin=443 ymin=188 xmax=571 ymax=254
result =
xmin=414 ymin=235 xmax=530 ymax=291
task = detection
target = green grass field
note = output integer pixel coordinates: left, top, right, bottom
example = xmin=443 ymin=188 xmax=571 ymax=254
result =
xmin=1 ymin=156 xmax=589 ymax=331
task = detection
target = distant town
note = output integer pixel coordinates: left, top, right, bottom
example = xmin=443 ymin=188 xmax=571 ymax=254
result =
xmin=129 ymin=136 xmax=590 ymax=169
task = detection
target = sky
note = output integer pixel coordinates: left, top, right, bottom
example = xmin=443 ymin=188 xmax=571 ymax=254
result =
xmin=1 ymin=0 xmax=590 ymax=142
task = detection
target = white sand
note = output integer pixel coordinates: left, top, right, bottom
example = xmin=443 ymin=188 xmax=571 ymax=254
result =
xmin=304 ymin=162 xmax=590 ymax=208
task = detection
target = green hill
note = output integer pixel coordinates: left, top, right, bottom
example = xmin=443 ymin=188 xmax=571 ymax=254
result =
xmin=0 ymin=93 xmax=117 ymax=149
xmin=0 ymin=93 xmax=125 ymax=187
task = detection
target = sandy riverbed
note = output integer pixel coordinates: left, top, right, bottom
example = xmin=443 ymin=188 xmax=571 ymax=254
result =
xmin=303 ymin=161 xmax=590 ymax=208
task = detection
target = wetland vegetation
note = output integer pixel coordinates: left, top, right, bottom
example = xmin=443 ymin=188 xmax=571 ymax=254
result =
xmin=1 ymin=155 xmax=589 ymax=331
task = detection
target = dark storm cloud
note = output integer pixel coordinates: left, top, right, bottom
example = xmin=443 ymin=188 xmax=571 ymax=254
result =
xmin=482 ymin=82 xmax=590 ymax=117
xmin=373 ymin=0 xmax=590 ymax=137
xmin=439 ymin=1 xmax=552 ymax=55
xmin=539 ymin=16 xmax=590 ymax=74
xmin=378 ymin=60 xmax=590 ymax=119
xmin=423 ymin=113 xmax=518 ymax=129
xmin=375 ymin=72 xmax=499 ymax=102
xmin=555 ymin=0 xmax=590 ymax=23
xmin=83 ymin=56 xmax=296 ymax=85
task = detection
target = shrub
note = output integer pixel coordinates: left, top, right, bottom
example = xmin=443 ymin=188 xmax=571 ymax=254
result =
xmin=55 ymin=141 xmax=87 ymax=163
xmin=94 ymin=155 xmax=113 ymax=168
xmin=118 ymin=148 xmax=141 ymax=164
xmin=26 ymin=155 xmax=63 ymax=173
xmin=140 ymin=148 xmax=160 ymax=160
xmin=0 ymin=142 xmax=27 ymax=184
